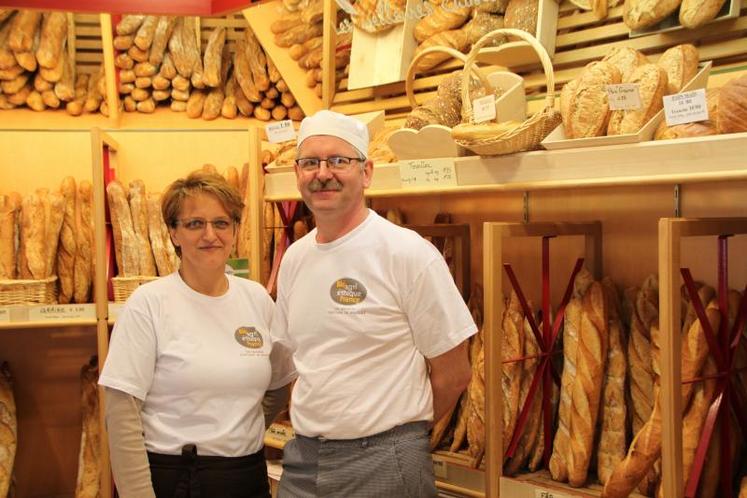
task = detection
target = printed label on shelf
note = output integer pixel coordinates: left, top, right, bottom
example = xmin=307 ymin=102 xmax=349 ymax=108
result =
xmin=28 ymin=304 xmax=96 ymax=322
xmin=535 ymin=490 xmax=572 ymax=498
xmin=400 ymin=158 xmax=457 ymax=189
xmin=432 ymin=458 xmax=448 ymax=479
xmin=0 ymin=308 xmax=9 ymax=323
xmin=472 ymin=95 xmax=496 ymax=123
xmin=606 ymin=83 xmax=642 ymax=110
xmin=663 ymin=88 xmax=708 ymax=126
xmin=265 ymin=120 xmax=297 ymax=143
xmin=266 ymin=423 xmax=295 ymax=442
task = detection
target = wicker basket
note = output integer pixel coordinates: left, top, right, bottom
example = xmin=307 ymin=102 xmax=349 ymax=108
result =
xmin=112 ymin=276 xmax=159 ymax=303
xmin=454 ymin=28 xmax=562 ymax=156
xmin=0 ymin=276 xmax=58 ymax=305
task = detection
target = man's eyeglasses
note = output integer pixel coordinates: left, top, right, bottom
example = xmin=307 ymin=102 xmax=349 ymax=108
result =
xmin=295 ymin=156 xmax=365 ymax=172
xmin=175 ymin=218 xmax=235 ymax=232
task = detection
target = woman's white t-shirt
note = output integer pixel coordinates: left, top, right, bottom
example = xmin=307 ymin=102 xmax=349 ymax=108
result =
xmin=99 ymin=272 xmax=296 ymax=457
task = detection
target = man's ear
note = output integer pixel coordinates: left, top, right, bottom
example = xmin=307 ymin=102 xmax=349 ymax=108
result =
xmin=362 ymin=159 xmax=374 ymax=189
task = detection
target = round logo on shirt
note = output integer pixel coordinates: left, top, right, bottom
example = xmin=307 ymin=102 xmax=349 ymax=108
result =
xmin=234 ymin=327 xmax=263 ymax=349
xmin=330 ymin=278 xmax=367 ymax=305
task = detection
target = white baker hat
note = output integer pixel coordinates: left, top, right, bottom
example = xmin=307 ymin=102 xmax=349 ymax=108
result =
xmin=297 ymin=110 xmax=369 ymax=157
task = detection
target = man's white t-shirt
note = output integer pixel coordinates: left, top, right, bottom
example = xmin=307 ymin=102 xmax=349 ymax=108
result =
xmin=99 ymin=272 xmax=296 ymax=457
xmin=272 ymin=210 xmax=477 ymax=439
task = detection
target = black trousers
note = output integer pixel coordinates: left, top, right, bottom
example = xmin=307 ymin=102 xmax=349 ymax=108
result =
xmin=148 ymin=444 xmax=271 ymax=498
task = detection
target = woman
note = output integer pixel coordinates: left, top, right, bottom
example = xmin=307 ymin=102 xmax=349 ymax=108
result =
xmin=99 ymin=171 xmax=295 ymax=498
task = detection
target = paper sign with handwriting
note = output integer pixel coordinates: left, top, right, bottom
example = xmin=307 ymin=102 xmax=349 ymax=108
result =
xmin=663 ymin=88 xmax=708 ymax=126
xmin=473 ymin=95 xmax=497 ymax=123
xmin=606 ymin=83 xmax=642 ymax=110
xmin=29 ymin=304 xmax=96 ymax=322
xmin=535 ymin=490 xmax=572 ymax=498
xmin=265 ymin=120 xmax=297 ymax=143
xmin=400 ymin=159 xmax=457 ymax=188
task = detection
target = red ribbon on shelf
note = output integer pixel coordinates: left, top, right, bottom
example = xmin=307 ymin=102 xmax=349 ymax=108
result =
xmin=682 ymin=235 xmax=747 ymax=498
xmin=265 ymin=200 xmax=298 ymax=294
xmin=103 ymin=144 xmax=116 ymax=301
xmin=502 ymin=235 xmax=585 ymax=468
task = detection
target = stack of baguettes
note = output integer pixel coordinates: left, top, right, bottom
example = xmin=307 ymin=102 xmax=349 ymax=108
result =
xmin=74 ymin=358 xmax=101 ymax=498
xmin=0 ymin=177 xmax=94 ymax=304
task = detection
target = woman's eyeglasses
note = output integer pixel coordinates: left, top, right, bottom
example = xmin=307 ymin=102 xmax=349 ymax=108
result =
xmin=176 ymin=218 xmax=234 ymax=232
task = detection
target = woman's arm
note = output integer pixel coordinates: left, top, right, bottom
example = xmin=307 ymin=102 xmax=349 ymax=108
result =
xmin=262 ymin=383 xmax=291 ymax=429
xmin=104 ymin=387 xmax=156 ymax=498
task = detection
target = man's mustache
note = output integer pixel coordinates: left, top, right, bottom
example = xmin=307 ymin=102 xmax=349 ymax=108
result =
xmin=308 ymin=178 xmax=343 ymax=192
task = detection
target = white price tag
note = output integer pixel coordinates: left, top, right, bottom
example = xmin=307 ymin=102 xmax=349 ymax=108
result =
xmin=663 ymin=88 xmax=709 ymax=126
xmin=29 ymin=304 xmax=95 ymax=322
xmin=432 ymin=459 xmax=448 ymax=479
xmin=606 ymin=83 xmax=642 ymax=110
xmin=535 ymin=490 xmax=572 ymax=498
xmin=0 ymin=308 xmax=9 ymax=323
xmin=472 ymin=95 xmax=496 ymax=123
xmin=265 ymin=120 xmax=297 ymax=144
xmin=399 ymin=158 xmax=457 ymax=189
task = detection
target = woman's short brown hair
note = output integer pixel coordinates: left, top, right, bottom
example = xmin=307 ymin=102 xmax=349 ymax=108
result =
xmin=161 ymin=170 xmax=244 ymax=230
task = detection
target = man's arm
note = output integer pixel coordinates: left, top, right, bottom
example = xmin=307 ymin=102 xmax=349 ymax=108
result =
xmin=427 ymin=340 xmax=472 ymax=422
xmin=262 ymin=383 xmax=292 ymax=429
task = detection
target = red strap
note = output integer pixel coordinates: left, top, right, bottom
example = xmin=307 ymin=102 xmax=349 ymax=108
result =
xmin=103 ymin=146 xmax=115 ymax=301
xmin=504 ymin=264 xmax=543 ymax=349
xmin=681 ymin=268 xmax=725 ymax=369
xmin=685 ymin=387 xmax=724 ymax=498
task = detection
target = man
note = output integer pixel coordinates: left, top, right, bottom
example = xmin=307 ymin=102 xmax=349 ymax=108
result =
xmin=272 ymin=110 xmax=476 ymax=497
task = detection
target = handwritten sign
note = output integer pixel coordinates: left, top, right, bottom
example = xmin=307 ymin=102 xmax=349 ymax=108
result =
xmin=535 ymin=490 xmax=572 ymax=498
xmin=606 ymin=83 xmax=642 ymax=110
xmin=400 ymin=159 xmax=457 ymax=189
xmin=663 ymin=88 xmax=708 ymax=126
xmin=265 ymin=120 xmax=296 ymax=144
xmin=473 ymin=95 xmax=497 ymax=123
xmin=0 ymin=308 xmax=9 ymax=323
xmin=29 ymin=304 xmax=96 ymax=322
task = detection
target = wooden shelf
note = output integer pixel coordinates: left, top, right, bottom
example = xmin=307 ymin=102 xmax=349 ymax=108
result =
xmin=0 ymin=108 xmax=113 ymax=131
xmin=264 ymin=133 xmax=747 ymax=200
xmin=115 ymin=107 xmax=279 ymax=131
xmin=0 ymin=303 xmax=97 ymax=329
xmin=433 ymin=451 xmax=485 ymax=498
xmin=500 ymin=471 xmax=648 ymax=498
xmin=242 ymin=1 xmax=322 ymax=117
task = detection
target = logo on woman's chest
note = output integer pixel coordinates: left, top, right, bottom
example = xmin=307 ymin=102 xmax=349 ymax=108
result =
xmin=330 ymin=278 xmax=367 ymax=305
xmin=234 ymin=327 xmax=264 ymax=349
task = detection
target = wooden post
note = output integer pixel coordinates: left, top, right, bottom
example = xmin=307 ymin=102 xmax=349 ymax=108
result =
xmin=248 ymin=126 xmax=263 ymax=283
xmin=322 ymin=0 xmax=338 ymax=109
xmin=99 ymin=14 xmax=120 ymax=128
xmin=90 ymin=128 xmax=118 ymax=498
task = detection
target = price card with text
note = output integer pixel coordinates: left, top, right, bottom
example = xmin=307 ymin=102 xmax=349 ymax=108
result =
xmin=606 ymin=83 xmax=642 ymax=110
xmin=400 ymin=158 xmax=457 ymax=189
xmin=472 ymin=95 xmax=496 ymax=123
xmin=0 ymin=307 xmax=9 ymax=323
xmin=432 ymin=459 xmax=448 ymax=479
xmin=29 ymin=304 xmax=96 ymax=322
xmin=265 ymin=120 xmax=297 ymax=143
xmin=663 ymin=88 xmax=709 ymax=126
xmin=535 ymin=490 xmax=572 ymax=498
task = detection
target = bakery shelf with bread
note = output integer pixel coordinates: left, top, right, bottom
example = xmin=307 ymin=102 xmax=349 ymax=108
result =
xmin=625 ymin=0 xmax=741 ymax=35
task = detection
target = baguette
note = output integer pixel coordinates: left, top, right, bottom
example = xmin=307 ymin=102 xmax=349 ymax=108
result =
xmin=106 ymin=180 xmax=139 ymax=277
xmin=74 ymin=360 xmax=101 ymax=498
xmin=128 ymin=180 xmax=157 ymax=276
xmin=21 ymin=193 xmax=46 ymax=279
xmin=501 ymin=291 xmax=525 ymax=454
xmin=116 ymin=15 xmax=145 ymax=36
xmin=628 ymin=275 xmax=658 ymax=437
xmin=597 ymin=278 xmax=628 ymax=486
xmin=0 ymin=198 xmax=19 ymax=279
xmin=414 ymin=6 xmax=471 ymax=43
xmin=8 ymin=10 xmax=42 ymax=53
xmin=0 ymin=14 xmax=17 ymax=70
xmin=134 ymin=15 xmax=158 ymax=51
xmin=57 ymin=177 xmax=77 ymax=303
xmin=234 ymin=39 xmax=261 ymax=102
xmin=550 ymin=268 xmax=594 ymax=482
xmin=146 ymin=193 xmax=177 ymax=276
xmin=73 ymin=181 xmax=94 ymax=303
xmin=0 ymin=362 xmax=17 ymax=498
xmin=36 ymin=12 xmax=67 ymax=69
xmin=245 ymin=29 xmax=270 ymax=91
xmin=148 ymin=16 xmax=176 ymax=66
xmin=202 ymin=26 xmax=226 ymax=88
xmin=466 ymin=345 xmax=486 ymax=461
xmin=44 ymin=191 xmax=65 ymax=278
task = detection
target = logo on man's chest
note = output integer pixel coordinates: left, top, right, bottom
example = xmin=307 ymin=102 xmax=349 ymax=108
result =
xmin=330 ymin=278 xmax=367 ymax=305
xmin=234 ymin=327 xmax=264 ymax=349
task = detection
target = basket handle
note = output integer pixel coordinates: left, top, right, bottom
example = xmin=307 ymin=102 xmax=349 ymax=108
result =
xmin=405 ymin=45 xmax=493 ymax=110
xmin=461 ymin=28 xmax=555 ymax=122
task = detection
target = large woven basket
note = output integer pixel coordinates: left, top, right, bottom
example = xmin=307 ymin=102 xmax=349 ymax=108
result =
xmin=0 ymin=276 xmax=58 ymax=305
xmin=454 ymin=28 xmax=562 ymax=156
xmin=405 ymin=45 xmax=494 ymax=114
xmin=112 ymin=276 xmax=159 ymax=303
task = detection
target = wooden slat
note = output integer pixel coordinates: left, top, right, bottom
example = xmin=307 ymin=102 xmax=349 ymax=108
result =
xmin=557 ymin=6 xmax=624 ymax=29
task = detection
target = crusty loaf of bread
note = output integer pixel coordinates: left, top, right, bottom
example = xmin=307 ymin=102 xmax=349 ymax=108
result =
xmin=0 ymin=195 xmax=19 ymax=280
xmin=107 ymin=180 xmax=140 ymax=277
xmin=45 ymin=191 xmax=65 ymax=278
xmin=467 ymin=344 xmax=486 ymax=461
xmin=679 ymin=0 xmax=726 ymax=28
xmin=628 ymin=275 xmax=658 ymax=438
xmin=414 ymin=6 xmax=471 ymax=43
xmin=567 ymin=61 xmax=622 ymax=138
xmin=21 ymin=193 xmax=47 ymax=279
xmin=608 ymin=64 xmax=668 ymax=135
xmin=602 ymin=46 xmax=649 ymax=82
xmin=550 ymin=268 xmax=593 ymax=482
xmin=57 ymin=177 xmax=77 ymax=303
xmin=567 ymin=281 xmax=608 ymax=487
xmin=504 ymin=0 xmax=539 ymax=34
xmin=656 ymin=44 xmax=699 ymax=95
xmin=716 ymin=74 xmax=747 ymax=134
xmin=597 ymin=278 xmax=627 ymax=486
xmin=75 ymin=360 xmax=101 ymax=498
xmin=146 ymin=192 xmax=178 ymax=277
xmin=0 ymin=362 xmax=17 ymax=498
xmin=128 ymin=180 xmax=157 ymax=276
xmin=623 ymin=0 xmax=682 ymax=30
xmin=501 ymin=291 xmax=525 ymax=454
xmin=74 ymin=181 xmax=94 ymax=304
xmin=413 ymin=30 xmax=470 ymax=72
